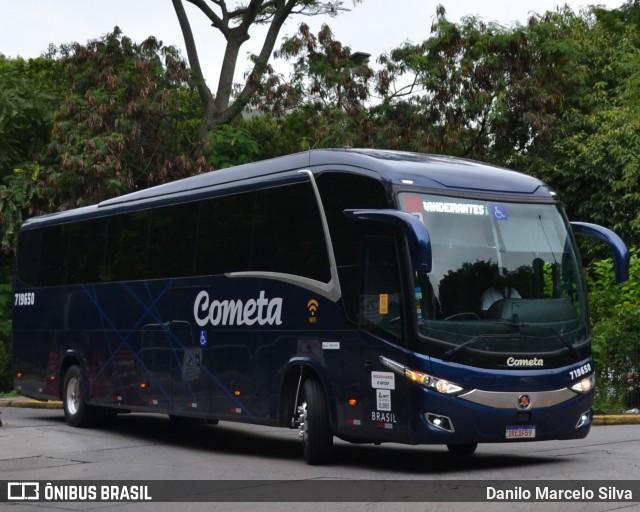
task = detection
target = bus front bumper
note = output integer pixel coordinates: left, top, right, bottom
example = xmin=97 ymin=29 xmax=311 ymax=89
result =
xmin=409 ymin=386 xmax=594 ymax=445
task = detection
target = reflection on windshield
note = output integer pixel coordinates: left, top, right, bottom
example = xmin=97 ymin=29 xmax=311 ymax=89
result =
xmin=399 ymin=193 xmax=588 ymax=358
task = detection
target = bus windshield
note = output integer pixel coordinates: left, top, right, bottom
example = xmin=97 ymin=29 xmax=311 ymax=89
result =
xmin=398 ymin=193 xmax=588 ymax=363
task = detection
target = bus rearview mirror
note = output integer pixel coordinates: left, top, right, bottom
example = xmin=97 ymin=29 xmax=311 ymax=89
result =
xmin=570 ymin=221 xmax=630 ymax=284
xmin=344 ymin=209 xmax=432 ymax=273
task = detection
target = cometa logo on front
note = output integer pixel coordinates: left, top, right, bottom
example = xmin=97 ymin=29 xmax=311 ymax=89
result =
xmin=506 ymin=357 xmax=544 ymax=367
xmin=194 ymin=290 xmax=283 ymax=327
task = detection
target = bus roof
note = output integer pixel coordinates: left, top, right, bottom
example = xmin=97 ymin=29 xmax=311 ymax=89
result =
xmin=21 ymin=148 xmax=554 ymax=228
xmin=99 ymin=148 xmax=550 ymax=205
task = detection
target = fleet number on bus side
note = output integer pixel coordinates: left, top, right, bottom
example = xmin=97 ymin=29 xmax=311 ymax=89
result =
xmin=14 ymin=292 xmax=35 ymax=306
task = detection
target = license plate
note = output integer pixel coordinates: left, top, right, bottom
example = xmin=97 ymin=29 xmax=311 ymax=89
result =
xmin=505 ymin=425 xmax=536 ymax=439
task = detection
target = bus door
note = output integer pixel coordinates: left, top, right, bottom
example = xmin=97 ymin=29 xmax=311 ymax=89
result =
xmin=358 ymin=236 xmax=410 ymax=443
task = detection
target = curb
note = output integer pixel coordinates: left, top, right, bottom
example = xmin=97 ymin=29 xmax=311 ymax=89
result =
xmin=2 ymin=399 xmax=640 ymax=424
xmin=0 ymin=399 xmax=63 ymax=409
xmin=593 ymin=414 xmax=640 ymax=425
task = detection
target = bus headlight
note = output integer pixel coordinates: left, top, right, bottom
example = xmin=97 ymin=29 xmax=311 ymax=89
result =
xmin=570 ymin=374 xmax=595 ymax=394
xmin=380 ymin=356 xmax=464 ymax=396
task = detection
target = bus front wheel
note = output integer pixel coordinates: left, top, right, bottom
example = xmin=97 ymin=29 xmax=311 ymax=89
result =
xmin=63 ymin=365 xmax=99 ymax=428
xmin=298 ymin=377 xmax=333 ymax=465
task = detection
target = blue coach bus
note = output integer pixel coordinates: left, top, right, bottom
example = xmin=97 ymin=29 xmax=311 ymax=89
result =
xmin=12 ymin=149 xmax=629 ymax=464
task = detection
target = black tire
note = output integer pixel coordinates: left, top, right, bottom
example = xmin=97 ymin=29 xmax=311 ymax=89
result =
xmin=62 ymin=365 xmax=100 ymax=427
xmin=301 ymin=378 xmax=333 ymax=465
xmin=447 ymin=443 xmax=478 ymax=456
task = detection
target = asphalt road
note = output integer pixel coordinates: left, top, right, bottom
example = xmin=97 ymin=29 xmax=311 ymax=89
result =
xmin=1 ymin=406 xmax=639 ymax=512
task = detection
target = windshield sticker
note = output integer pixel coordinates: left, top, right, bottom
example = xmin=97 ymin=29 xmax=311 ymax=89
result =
xmin=379 ymin=294 xmax=389 ymax=315
xmin=423 ymin=201 xmax=486 ymax=215
xmin=492 ymin=204 xmax=509 ymax=221
xmin=415 ymin=287 xmax=425 ymax=325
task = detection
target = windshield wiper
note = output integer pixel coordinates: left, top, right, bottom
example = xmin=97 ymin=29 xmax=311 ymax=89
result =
xmin=442 ymin=325 xmax=581 ymax=361
xmin=534 ymin=325 xmax=581 ymax=361
xmin=443 ymin=333 xmax=522 ymax=360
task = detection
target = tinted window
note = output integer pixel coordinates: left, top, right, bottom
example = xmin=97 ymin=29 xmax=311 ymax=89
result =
xmin=149 ymin=202 xmax=199 ymax=278
xmin=361 ymin=237 xmax=403 ymax=340
xmin=66 ymin=218 xmax=108 ymax=284
xmin=253 ymin=183 xmax=331 ymax=282
xmin=16 ymin=229 xmax=42 ymax=286
xmin=104 ymin=210 xmax=151 ymax=282
xmin=20 ymin=179 xmax=333 ymax=286
xmin=316 ymin=172 xmax=389 ymax=321
xmin=39 ymin=224 xmax=68 ymax=286
xmin=195 ymin=192 xmax=254 ymax=275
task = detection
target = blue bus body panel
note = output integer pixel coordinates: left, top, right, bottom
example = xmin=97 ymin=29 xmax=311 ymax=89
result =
xmin=12 ymin=275 xmax=353 ymax=420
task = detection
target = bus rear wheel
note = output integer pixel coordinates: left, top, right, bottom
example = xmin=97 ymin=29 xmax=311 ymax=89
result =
xmin=63 ymin=365 xmax=100 ymax=427
xmin=298 ymin=377 xmax=333 ymax=465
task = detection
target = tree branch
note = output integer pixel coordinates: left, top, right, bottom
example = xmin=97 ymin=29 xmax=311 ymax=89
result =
xmin=215 ymin=0 xmax=297 ymax=126
xmin=172 ymin=0 xmax=215 ymax=136
xmin=185 ymin=0 xmax=229 ymax=35
xmin=175 ymin=0 xmax=360 ymax=132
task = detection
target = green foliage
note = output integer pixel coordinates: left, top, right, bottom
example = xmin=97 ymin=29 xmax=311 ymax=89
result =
xmin=0 ymin=56 xmax=62 ymax=252
xmin=0 ymin=260 xmax=13 ymax=392
xmin=587 ymin=249 xmax=640 ymax=412
xmin=242 ymin=115 xmax=299 ymax=159
xmin=0 ymin=163 xmax=42 ymax=252
xmin=253 ymin=23 xmax=374 ymax=150
xmin=206 ymin=123 xmax=262 ymax=169
xmin=0 ymin=29 xmax=206 ymax=254
xmin=43 ymin=28 xmax=206 ymax=206
xmin=0 ymin=55 xmax=61 ymax=180
xmin=255 ymin=7 xmax=588 ymax=161
xmin=529 ymin=2 xmax=640 ymax=250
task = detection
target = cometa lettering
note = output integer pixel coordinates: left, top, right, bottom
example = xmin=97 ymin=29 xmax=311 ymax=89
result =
xmin=194 ymin=290 xmax=283 ymax=327
xmin=507 ymin=357 xmax=544 ymax=367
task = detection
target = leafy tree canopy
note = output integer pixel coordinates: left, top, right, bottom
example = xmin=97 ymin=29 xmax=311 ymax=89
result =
xmin=0 ymin=28 xmax=206 ymax=252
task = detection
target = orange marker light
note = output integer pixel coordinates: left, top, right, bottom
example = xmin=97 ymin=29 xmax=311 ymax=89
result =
xmin=16 ymin=372 xmax=23 ymax=379
xmin=233 ymin=390 xmax=241 ymax=396
xmin=348 ymin=399 xmax=358 ymax=406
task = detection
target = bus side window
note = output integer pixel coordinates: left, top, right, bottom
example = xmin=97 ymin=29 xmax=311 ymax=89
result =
xmin=315 ymin=171 xmax=390 ymax=324
xmin=360 ymin=237 xmax=403 ymax=340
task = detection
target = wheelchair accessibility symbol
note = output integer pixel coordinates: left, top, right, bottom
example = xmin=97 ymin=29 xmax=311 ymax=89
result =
xmin=199 ymin=330 xmax=208 ymax=347
xmin=492 ymin=204 xmax=508 ymax=221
